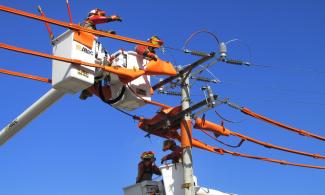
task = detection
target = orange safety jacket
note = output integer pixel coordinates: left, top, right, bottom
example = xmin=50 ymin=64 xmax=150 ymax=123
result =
xmin=136 ymin=161 xmax=162 ymax=183
xmin=135 ymin=44 xmax=156 ymax=59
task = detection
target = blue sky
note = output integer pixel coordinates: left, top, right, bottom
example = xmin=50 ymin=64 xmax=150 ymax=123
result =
xmin=0 ymin=0 xmax=324 ymax=195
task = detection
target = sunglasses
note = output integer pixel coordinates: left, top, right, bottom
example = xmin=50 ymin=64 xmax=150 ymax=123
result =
xmin=151 ymin=39 xmax=164 ymax=46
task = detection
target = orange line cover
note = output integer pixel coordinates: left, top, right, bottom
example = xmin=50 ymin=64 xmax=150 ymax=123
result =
xmin=0 ymin=68 xmax=51 ymax=83
xmin=241 ymin=107 xmax=325 ymax=141
xmin=0 ymin=5 xmax=159 ymax=48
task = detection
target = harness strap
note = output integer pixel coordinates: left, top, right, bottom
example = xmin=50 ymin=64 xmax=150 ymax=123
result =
xmin=97 ymin=80 xmax=126 ymax=104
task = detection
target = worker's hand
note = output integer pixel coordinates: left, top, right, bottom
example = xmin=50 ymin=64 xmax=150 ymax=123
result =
xmin=111 ymin=15 xmax=122 ymax=22
xmin=153 ymin=54 xmax=158 ymax=61
xmin=106 ymin=30 xmax=116 ymax=34
xmin=160 ymin=156 xmax=167 ymax=164
xmin=148 ymin=53 xmax=158 ymax=61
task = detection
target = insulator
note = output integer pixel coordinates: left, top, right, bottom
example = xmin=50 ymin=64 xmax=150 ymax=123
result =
xmin=219 ymin=42 xmax=227 ymax=60
xmin=158 ymin=78 xmax=164 ymax=92
xmin=227 ymin=101 xmax=242 ymax=110
xmin=226 ymin=59 xmax=250 ymax=66
xmin=184 ymin=49 xmax=210 ymax=57
xmin=158 ymin=90 xmax=182 ymax=96
xmin=191 ymin=76 xmax=211 ymax=82
xmin=206 ymin=86 xmax=215 ymax=105
xmin=191 ymin=76 xmax=210 ymax=82
xmin=190 ymin=76 xmax=220 ymax=84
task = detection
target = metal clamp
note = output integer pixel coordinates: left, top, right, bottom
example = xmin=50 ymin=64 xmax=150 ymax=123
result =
xmin=182 ymin=182 xmax=193 ymax=189
xmin=201 ymin=86 xmax=216 ymax=107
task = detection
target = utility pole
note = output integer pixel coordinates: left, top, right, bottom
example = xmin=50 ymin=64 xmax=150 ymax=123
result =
xmin=181 ymin=71 xmax=195 ymax=195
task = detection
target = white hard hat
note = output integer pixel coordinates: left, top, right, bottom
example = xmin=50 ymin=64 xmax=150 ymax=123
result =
xmin=88 ymin=8 xmax=106 ymax=17
xmin=88 ymin=9 xmax=98 ymax=17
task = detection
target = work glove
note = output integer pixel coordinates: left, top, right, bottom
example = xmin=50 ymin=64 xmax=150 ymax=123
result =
xmin=160 ymin=156 xmax=167 ymax=164
xmin=106 ymin=30 xmax=116 ymax=34
xmin=111 ymin=15 xmax=122 ymax=22
xmin=148 ymin=53 xmax=158 ymax=61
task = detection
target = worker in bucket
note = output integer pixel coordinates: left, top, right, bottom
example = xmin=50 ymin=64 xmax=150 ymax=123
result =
xmin=81 ymin=8 xmax=122 ymax=34
xmin=161 ymin=139 xmax=182 ymax=164
xmin=136 ymin=151 xmax=162 ymax=183
xmin=78 ymin=9 xmax=122 ymax=100
xmin=135 ymin=35 xmax=164 ymax=61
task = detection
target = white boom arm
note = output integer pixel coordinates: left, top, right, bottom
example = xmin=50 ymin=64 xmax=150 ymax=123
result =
xmin=0 ymin=88 xmax=65 ymax=145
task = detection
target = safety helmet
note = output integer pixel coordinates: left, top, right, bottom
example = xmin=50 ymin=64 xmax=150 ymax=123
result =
xmin=88 ymin=8 xmax=106 ymax=17
xmin=141 ymin=151 xmax=155 ymax=160
xmin=148 ymin=35 xmax=164 ymax=46
xmin=163 ymin=139 xmax=176 ymax=151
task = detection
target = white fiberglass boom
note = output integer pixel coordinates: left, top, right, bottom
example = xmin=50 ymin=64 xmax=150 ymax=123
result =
xmin=0 ymin=88 xmax=65 ymax=145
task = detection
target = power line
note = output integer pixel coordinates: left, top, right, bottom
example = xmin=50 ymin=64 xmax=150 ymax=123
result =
xmin=219 ymin=79 xmax=325 ymax=97
xmin=250 ymin=63 xmax=325 ymax=75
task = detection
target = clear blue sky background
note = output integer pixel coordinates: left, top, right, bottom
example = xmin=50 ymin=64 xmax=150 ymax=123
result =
xmin=1 ymin=1 xmax=324 ymax=195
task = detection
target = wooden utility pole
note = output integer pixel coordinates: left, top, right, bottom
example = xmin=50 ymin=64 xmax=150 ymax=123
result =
xmin=181 ymin=72 xmax=195 ymax=195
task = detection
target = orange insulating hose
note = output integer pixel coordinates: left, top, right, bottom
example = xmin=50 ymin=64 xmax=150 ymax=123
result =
xmin=0 ymin=5 xmax=159 ymax=48
xmin=197 ymin=128 xmax=244 ymax=148
xmin=230 ymin=131 xmax=325 ymax=159
xmin=0 ymin=68 xmax=51 ymax=83
xmin=194 ymin=118 xmax=325 ymax=159
xmin=241 ymin=107 xmax=325 ymax=141
xmin=170 ymin=130 xmax=324 ymax=169
xmin=143 ymin=99 xmax=171 ymax=109
xmin=222 ymin=148 xmax=325 ymax=169
xmin=0 ymin=43 xmax=145 ymax=82
xmin=181 ymin=119 xmax=192 ymax=148
xmin=191 ymin=138 xmax=325 ymax=169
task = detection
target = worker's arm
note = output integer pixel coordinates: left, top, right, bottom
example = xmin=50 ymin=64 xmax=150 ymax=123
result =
xmin=153 ymin=165 xmax=162 ymax=176
xmin=161 ymin=153 xmax=173 ymax=163
xmin=161 ymin=148 xmax=182 ymax=164
xmin=135 ymin=45 xmax=158 ymax=61
xmin=135 ymin=45 xmax=149 ymax=56
xmin=88 ymin=15 xmax=122 ymax=25
xmin=136 ymin=163 xmax=144 ymax=183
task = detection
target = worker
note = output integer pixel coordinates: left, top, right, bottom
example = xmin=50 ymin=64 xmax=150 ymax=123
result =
xmin=135 ymin=36 xmax=164 ymax=61
xmin=136 ymin=151 xmax=162 ymax=183
xmin=161 ymin=139 xmax=182 ymax=164
xmin=78 ymin=8 xmax=121 ymax=99
xmin=81 ymin=8 xmax=122 ymax=33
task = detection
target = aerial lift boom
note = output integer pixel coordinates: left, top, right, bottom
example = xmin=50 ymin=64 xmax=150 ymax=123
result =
xmin=0 ymin=88 xmax=65 ymax=145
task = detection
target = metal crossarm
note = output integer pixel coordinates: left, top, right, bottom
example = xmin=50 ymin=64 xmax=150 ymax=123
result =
xmin=152 ymin=53 xmax=215 ymax=91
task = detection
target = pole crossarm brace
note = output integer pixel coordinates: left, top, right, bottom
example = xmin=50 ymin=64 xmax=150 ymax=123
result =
xmin=152 ymin=53 xmax=216 ymax=91
xmin=190 ymin=59 xmax=219 ymax=78
xmin=0 ymin=5 xmax=159 ymax=48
